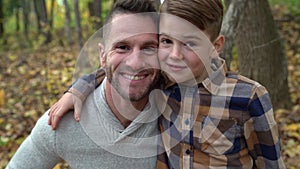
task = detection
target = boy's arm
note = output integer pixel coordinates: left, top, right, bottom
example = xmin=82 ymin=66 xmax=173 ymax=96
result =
xmin=245 ymin=85 xmax=286 ymax=169
xmin=48 ymin=68 xmax=106 ymax=129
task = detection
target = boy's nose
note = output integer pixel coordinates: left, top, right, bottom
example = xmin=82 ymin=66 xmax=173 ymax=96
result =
xmin=169 ymin=44 xmax=183 ymax=60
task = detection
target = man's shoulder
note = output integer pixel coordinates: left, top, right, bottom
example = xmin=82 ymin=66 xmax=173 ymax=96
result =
xmin=33 ymin=111 xmax=81 ymax=139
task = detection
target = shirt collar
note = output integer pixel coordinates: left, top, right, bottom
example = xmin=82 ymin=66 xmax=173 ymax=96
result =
xmin=202 ymin=58 xmax=227 ymax=95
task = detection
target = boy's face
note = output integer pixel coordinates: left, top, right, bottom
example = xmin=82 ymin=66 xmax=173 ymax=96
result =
xmin=105 ymin=13 xmax=159 ymax=101
xmin=158 ymin=14 xmax=221 ymax=84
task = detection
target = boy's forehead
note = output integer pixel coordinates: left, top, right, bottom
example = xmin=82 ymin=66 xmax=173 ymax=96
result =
xmin=159 ymin=13 xmax=210 ymax=41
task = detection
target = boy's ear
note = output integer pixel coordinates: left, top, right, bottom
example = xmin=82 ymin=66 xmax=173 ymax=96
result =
xmin=213 ymin=35 xmax=225 ymax=54
xmin=98 ymin=43 xmax=106 ymax=68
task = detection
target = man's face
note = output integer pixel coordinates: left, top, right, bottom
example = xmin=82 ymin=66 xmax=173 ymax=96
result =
xmin=158 ymin=14 xmax=218 ymax=84
xmin=105 ymin=13 xmax=159 ymax=101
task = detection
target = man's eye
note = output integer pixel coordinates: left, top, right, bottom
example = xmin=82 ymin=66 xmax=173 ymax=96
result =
xmin=142 ymin=47 xmax=157 ymax=55
xmin=116 ymin=45 xmax=130 ymax=52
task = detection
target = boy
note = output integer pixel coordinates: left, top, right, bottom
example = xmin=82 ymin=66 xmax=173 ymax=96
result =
xmin=49 ymin=0 xmax=286 ymax=168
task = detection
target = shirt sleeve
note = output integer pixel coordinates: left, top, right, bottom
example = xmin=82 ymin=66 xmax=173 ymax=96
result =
xmin=6 ymin=112 xmax=63 ymax=169
xmin=244 ymin=84 xmax=286 ymax=169
xmin=68 ymin=68 xmax=106 ymax=102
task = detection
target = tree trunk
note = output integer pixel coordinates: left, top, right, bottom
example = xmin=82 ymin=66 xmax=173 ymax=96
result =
xmin=33 ymin=0 xmax=41 ymax=32
xmin=63 ymin=0 xmax=72 ymax=45
xmin=49 ymin=0 xmax=55 ymax=29
xmin=0 ymin=0 xmax=4 ymax=38
xmin=155 ymin=0 xmax=161 ymax=9
xmin=33 ymin=0 xmax=51 ymax=43
xmin=22 ymin=0 xmax=30 ymax=40
xmin=220 ymin=0 xmax=247 ymax=70
xmin=224 ymin=0 xmax=231 ymax=9
xmin=15 ymin=8 xmax=20 ymax=32
xmin=93 ymin=0 xmax=102 ymax=30
xmin=74 ymin=0 xmax=84 ymax=49
xmin=88 ymin=0 xmax=102 ymax=30
xmin=236 ymin=0 xmax=291 ymax=109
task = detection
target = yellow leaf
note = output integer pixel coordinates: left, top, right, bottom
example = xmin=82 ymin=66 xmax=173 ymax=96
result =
xmin=284 ymin=124 xmax=300 ymax=131
xmin=24 ymin=110 xmax=38 ymax=118
xmin=8 ymin=54 xmax=17 ymax=61
xmin=53 ymin=164 xmax=61 ymax=169
xmin=0 ymin=118 xmax=4 ymax=125
xmin=0 ymin=89 xmax=5 ymax=107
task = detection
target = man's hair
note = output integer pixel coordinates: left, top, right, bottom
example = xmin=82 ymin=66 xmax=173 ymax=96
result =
xmin=102 ymin=0 xmax=158 ymax=46
xmin=104 ymin=0 xmax=158 ymax=26
xmin=160 ymin=0 xmax=223 ymax=41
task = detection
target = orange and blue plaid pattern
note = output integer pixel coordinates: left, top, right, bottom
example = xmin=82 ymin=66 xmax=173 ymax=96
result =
xmin=155 ymin=64 xmax=286 ymax=169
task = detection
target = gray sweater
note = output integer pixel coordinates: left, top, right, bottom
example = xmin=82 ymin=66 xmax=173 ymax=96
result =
xmin=6 ymin=79 xmax=159 ymax=169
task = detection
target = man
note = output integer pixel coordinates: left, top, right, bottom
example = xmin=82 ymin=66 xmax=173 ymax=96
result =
xmin=6 ymin=0 xmax=160 ymax=168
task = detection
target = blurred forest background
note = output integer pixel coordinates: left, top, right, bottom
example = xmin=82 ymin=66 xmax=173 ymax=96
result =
xmin=0 ymin=0 xmax=299 ymax=168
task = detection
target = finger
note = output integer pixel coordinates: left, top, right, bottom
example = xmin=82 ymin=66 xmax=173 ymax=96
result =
xmin=48 ymin=103 xmax=57 ymax=116
xmin=51 ymin=108 xmax=64 ymax=130
xmin=74 ymin=112 xmax=80 ymax=122
xmin=74 ymin=101 xmax=83 ymax=121
xmin=48 ymin=103 xmax=59 ymax=125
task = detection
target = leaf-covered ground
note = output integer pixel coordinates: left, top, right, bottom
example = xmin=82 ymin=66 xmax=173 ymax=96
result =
xmin=0 ymin=6 xmax=300 ymax=169
xmin=272 ymin=5 xmax=300 ymax=169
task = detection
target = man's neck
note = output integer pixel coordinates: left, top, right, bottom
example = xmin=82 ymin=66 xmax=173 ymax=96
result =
xmin=105 ymin=81 xmax=148 ymax=128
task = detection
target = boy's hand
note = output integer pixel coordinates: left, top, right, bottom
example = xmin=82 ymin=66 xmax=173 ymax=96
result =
xmin=48 ymin=92 xmax=83 ymax=130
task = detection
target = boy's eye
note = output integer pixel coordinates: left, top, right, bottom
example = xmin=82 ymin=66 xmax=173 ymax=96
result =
xmin=184 ymin=41 xmax=196 ymax=48
xmin=160 ymin=38 xmax=172 ymax=44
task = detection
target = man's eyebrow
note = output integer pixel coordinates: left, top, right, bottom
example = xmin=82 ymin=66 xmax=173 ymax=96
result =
xmin=111 ymin=39 xmax=158 ymax=48
xmin=111 ymin=39 xmax=128 ymax=47
xmin=143 ymin=40 xmax=159 ymax=46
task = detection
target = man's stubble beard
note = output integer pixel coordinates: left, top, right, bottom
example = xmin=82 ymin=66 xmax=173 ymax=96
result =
xmin=106 ymin=67 xmax=159 ymax=102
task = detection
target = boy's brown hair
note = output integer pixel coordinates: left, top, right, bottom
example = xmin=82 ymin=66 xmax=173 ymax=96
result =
xmin=160 ymin=0 xmax=223 ymax=41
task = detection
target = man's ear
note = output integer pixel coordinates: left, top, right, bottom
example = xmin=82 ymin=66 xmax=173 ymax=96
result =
xmin=213 ymin=35 xmax=225 ymax=54
xmin=98 ymin=43 xmax=106 ymax=68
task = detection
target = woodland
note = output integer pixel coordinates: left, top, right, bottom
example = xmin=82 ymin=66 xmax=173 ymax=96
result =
xmin=0 ymin=0 xmax=299 ymax=168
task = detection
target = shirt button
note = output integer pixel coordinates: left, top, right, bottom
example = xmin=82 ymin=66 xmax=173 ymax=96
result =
xmin=185 ymin=149 xmax=191 ymax=155
xmin=185 ymin=119 xmax=189 ymax=125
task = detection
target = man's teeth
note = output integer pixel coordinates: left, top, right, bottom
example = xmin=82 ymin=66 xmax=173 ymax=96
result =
xmin=123 ymin=74 xmax=146 ymax=80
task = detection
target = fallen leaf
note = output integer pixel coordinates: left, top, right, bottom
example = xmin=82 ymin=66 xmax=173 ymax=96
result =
xmin=0 ymin=90 xmax=5 ymax=107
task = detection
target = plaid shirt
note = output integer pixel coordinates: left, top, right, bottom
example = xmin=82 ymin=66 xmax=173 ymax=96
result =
xmin=69 ymin=60 xmax=285 ymax=169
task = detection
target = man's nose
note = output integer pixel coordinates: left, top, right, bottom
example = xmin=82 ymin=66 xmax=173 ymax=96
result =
xmin=125 ymin=49 xmax=145 ymax=70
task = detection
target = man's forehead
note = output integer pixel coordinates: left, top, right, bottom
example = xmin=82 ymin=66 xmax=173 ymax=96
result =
xmin=110 ymin=13 xmax=158 ymax=35
xmin=105 ymin=13 xmax=158 ymax=46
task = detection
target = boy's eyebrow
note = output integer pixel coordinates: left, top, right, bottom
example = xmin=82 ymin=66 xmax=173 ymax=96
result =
xmin=159 ymin=32 xmax=203 ymax=41
xmin=159 ymin=33 xmax=168 ymax=37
